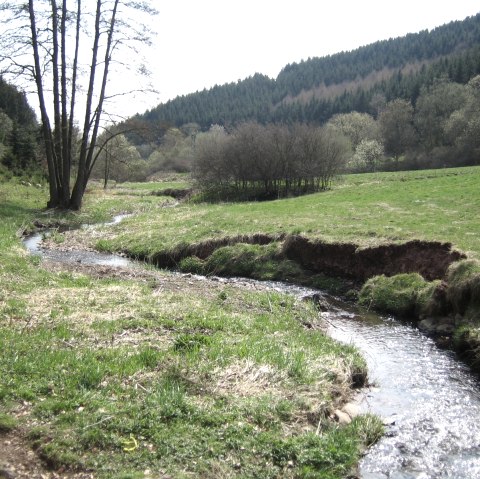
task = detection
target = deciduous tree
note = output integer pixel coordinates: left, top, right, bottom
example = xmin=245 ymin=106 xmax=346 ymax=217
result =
xmin=379 ymin=99 xmax=416 ymax=165
xmin=0 ymin=0 xmax=156 ymax=209
xmin=350 ymin=139 xmax=384 ymax=172
xmin=414 ymin=78 xmax=467 ymax=151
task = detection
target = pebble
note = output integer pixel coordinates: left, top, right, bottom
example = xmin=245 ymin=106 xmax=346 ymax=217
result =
xmin=342 ymin=402 xmax=360 ymax=418
xmin=334 ymin=409 xmax=352 ymax=424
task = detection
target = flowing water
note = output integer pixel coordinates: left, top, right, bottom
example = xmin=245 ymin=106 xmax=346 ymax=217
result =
xmin=23 ymin=214 xmax=134 ymax=268
xmin=321 ymin=303 xmax=480 ymax=479
xmin=22 ymin=222 xmax=480 ymax=479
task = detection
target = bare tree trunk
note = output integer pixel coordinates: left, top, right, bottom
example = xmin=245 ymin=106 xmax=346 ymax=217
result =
xmin=60 ymin=0 xmax=71 ymax=205
xmin=6 ymin=1 xmax=156 ymax=210
xmin=70 ymin=0 xmax=102 ymax=210
xmin=67 ymin=0 xmax=81 ymax=183
xmin=71 ymin=0 xmax=119 ymax=210
xmin=51 ymin=0 xmax=65 ymax=204
xmin=28 ymin=0 xmax=59 ymax=207
xmin=103 ymin=144 xmax=110 ymax=189
xmin=85 ymin=0 xmax=119 ymax=184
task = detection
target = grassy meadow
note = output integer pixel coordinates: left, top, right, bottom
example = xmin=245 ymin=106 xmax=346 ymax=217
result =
xmin=0 ymin=178 xmax=384 ymax=477
xmin=90 ymin=166 xmax=480 ymax=260
xmin=1 ymin=166 xmax=479 ymax=477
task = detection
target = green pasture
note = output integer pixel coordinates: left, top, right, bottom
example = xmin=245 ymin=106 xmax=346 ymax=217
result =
xmin=94 ymin=166 xmax=479 ymax=260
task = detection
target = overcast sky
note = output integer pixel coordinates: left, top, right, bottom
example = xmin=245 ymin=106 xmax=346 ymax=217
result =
xmin=112 ymin=1 xmax=480 ymax=117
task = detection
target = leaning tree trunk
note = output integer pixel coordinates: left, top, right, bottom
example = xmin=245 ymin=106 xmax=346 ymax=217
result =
xmin=28 ymin=0 xmax=61 ymax=208
xmin=70 ymin=0 xmax=119 ymax=210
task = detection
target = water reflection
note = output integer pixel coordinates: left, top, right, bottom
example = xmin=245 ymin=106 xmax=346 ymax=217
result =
xmin=23 ymin=215 xmax=133 ymax=267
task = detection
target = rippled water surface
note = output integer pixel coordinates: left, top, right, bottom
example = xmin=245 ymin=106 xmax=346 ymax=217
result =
xmin=323 ymin=307 xmax=480 ymax=479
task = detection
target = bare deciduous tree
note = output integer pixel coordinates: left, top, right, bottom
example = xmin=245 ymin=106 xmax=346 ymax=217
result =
xmin=0 ymin=0 xmax=157 ymax=209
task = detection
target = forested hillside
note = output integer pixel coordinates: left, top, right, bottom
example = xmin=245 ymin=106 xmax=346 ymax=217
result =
xmin=141 ymin=13 xmax=480 ymax=128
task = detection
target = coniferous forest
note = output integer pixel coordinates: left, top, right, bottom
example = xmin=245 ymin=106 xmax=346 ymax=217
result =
xmin=141 ymin=13 xmax=480 ymax=128
xmin=0 ymin=77 xmax=38 ymax=175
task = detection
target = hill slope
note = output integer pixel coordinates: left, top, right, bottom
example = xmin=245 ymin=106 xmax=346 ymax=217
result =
xmin=139 ymin=13 xmax=480 ymax=129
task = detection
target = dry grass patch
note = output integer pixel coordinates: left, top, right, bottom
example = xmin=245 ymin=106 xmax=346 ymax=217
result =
xmin=210 ymin=359 xmax=289 ymax=398
xmin=25 ymin=283 xmax=146 ymax=327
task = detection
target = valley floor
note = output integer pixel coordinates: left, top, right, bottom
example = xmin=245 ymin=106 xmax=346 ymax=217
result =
xmin=2 ymin=166 xmax=479 ymax=477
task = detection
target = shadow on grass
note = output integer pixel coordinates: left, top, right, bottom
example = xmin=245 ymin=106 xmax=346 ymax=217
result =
xmin=0 ymin=200 xmax=42 ymax=220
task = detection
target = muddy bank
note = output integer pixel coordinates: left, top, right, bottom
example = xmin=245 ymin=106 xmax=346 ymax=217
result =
xmin=141 ymin=234 xmax=465 ymax=283
xmin=282 ymin=235 xmax=466 ymax=282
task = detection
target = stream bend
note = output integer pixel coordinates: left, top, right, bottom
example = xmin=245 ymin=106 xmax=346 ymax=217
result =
xmin=23 ymin=221 xmax=480 ymax=479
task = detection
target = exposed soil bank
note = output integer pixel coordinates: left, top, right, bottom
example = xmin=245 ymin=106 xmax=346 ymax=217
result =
xmin=282 ymin=235 xmax=466 ymax=282
xmin=137 ymin=233 xmax=479 ymax=373
xmin=144 ymin=234 xmax=465 ymax=283
xmin=282 ymin=237 xmax=479 ymax=373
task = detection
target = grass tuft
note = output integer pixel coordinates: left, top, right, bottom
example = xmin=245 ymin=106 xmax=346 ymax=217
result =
xmin=446 ymin=259 xmax=480 ymax=317
xmin=0 ymin=413 xmax=17 ymax=432
xmin=358 ymin=273 xmax=431 ymax=317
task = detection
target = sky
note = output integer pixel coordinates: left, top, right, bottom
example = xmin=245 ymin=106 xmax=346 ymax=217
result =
xmin=17 ymin=0 xmax=480 ymax=120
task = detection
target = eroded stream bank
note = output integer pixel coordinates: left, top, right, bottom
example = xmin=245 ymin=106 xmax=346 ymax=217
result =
xmin=131 ymin=231 xmax=478 ymax=373
xmin=23 ymin=219 xmax=480 ymax=478
xmin=24 ymin=218 xmax=480 ymax=371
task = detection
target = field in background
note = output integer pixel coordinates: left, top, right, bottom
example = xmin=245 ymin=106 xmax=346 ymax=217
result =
xmin=92 ymin=166 xmax=479 ymax=260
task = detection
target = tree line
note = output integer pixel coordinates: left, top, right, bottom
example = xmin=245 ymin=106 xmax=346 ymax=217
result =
xmin=276 ymin=13 xmax=480 ymax=97
xmin=0 ymin=77 xmax=38 ymax=174
xmin=91 ymin=75 xmax=480 ymax=189
xmin=193 ymin=122 xmax=349 ymax=199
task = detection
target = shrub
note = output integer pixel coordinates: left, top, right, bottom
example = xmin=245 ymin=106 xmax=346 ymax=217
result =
xmin=178 ymin=255 xmax=206 ymax=275
xmin=203 ymin=243 xmax=279 ymax=278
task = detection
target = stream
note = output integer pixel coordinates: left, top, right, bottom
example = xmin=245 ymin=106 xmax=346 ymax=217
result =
xmin=22 ymin=215 xmax=133 ymax=268
xmin=23 ymin=220 xmax=480 ymax=479
xmin=322 ymin=303 xmax=480 ymax=478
